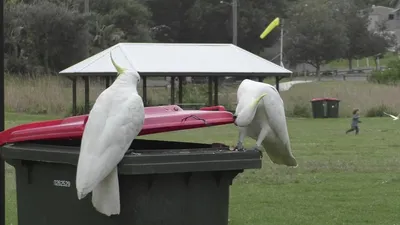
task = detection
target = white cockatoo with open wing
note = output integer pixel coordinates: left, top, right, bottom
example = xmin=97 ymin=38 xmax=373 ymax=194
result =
xmin=279 ymin=80 xmax=313 ymax=91
xmin=383 ymin=112 xmax=399 ymax=121
xmin=233 ymin=79 xmax=297 ymax=167
xmin=75 ymin=53 xmax=145 ymax=216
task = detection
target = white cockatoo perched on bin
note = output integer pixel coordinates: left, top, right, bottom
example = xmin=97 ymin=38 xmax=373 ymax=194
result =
xmin=233 ymin=79 xmax=297 ymax=167
xmin=75 ymin=53 xmax=145 ymax=216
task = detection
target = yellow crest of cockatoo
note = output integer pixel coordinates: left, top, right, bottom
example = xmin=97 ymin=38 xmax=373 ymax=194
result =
xmin=76 ymin=53 xmax=145 ymax=216
xmin=110 ymin=53 xmax=126 ymax=75
xmin=233 ymin=79 xmax=297 ymax=167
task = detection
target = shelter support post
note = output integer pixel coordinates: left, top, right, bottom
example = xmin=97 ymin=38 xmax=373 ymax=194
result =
xmin=213 ymin=77 xmax=219 ymax=105
xmin=72 ymin=77 xmax=77 ymax=116
xmin=83 ymin=76 xmax=90 ymax=113
xmin=142 ymin=76 xmax=147 ymax=106
xmin=208 ymin=76 xmax=213 ymax=106
xmin=170 ymin=76 xmax=175 ymax=104
xmin=275 ymin=76 xmax=283 ymax=92
xmin=0 ymin=0 xmax=5 ymax=223
xmin=258 ymin=76 xmax=264 ymax=82
xmin=105 ymin=76 xmax=110 ymax=88
xmin=178 ymin=76 xmax=183 ymax=104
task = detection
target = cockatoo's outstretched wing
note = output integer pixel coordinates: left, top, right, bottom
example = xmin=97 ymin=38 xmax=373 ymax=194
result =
xmin=76 ymin=93 xmax=145 ymax=215
xmin=383 ymin=112 xmax=398 ymax=120
xmin=279 ymin=80 xmax=313 ymax=92
xmin=383 ymin=112 xmax=392 ymax=117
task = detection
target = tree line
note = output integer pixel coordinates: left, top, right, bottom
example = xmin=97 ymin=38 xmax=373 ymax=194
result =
xmin=4 ymin=0 xmax=398 ymax=77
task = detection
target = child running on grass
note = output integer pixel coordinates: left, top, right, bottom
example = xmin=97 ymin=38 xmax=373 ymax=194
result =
xmin=346 ymin=108 xmax=362 ymax=135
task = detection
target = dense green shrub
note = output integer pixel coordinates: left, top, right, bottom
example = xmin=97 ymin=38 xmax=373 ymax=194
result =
xmin=368 ymin=59 xmax=400 ymax=85
xmin=287 ymin=103 xmax=312 ymax=118
xmin=365 ymin=104 xmax=396 ymax=117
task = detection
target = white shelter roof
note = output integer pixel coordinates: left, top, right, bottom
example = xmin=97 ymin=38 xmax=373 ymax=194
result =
xmin=59 ymin=43 xmax=292 ymax=77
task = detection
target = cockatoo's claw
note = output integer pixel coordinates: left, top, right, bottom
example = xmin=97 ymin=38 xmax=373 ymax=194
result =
xmin=248 ymin=146 xmax=263 ymax=158
xmin=233 ymin=146 xmax=245 ymax=152
xmin=125 ymin=149 xmax=141 ymax=156
xmin=233 ymin=142 xmax=245 ymax=152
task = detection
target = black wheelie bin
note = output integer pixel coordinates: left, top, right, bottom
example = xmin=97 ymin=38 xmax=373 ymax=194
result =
xmin=311 ymin=97 xmax=340 ymax=118
xmin=0 ymin=105 xmax=262 ymax=225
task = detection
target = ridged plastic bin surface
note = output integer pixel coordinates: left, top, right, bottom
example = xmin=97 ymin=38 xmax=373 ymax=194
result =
xmin=2 ymin=140 xmax=261 ymax=225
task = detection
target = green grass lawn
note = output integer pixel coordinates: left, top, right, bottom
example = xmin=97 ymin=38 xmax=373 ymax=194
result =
xmin=3 ymin=113 xmax=400 ymax=224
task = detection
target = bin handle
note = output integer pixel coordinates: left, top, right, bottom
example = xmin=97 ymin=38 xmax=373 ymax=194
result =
xmin=181 ymin=115 xmax=208 ymax=126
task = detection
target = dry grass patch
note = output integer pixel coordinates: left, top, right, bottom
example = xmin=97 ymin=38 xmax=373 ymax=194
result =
xmin=4 ymin=74 xmax=400 ymax=117
xmin=279 ymin=80 xmax=400 ymax=117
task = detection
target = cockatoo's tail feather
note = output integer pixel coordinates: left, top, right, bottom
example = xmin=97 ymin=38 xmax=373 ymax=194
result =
xmin=91 ymin=167 xmax=121 ymax=216
xmin=110 ymin=52 xmax=126 ymax=75
xmin=234 ymin=93 xmax=267 ymax=127
xmin=77 ymin=190 xmax=88 ymax=200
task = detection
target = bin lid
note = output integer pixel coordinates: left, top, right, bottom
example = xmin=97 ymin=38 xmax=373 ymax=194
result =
xmin=311 ymin=97 xmax=340 ymax=102
xmin=0 ymin=105 xmax=234 ymax=146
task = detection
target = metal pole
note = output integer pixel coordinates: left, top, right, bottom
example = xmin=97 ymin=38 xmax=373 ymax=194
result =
xmin=279 ymin=18 xmax=284 ymax=67
xmin=0 ymin=0 xmax=5 ymax=224
xmin=72 ymin=77 xmax=77 ymax=116
xmin=84 ymin=77 xmax=90 ymax=113
xmin=142 ymin=77 xmax=147 ymax=106
xmin=84 ymin=0 xmax=89 ymax=58
xmin=232 ymin=0 xmax=238 ymax=45
xmin=213 ymin=77 xmax=219 ymax=105
xmin=84 ymin=0 xmax=89 ymax=13
xmin=170 ymin=76 xmax=175 ymax=104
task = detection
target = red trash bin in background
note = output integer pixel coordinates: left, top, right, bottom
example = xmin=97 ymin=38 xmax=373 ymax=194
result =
xmin=310 ymin=98 xmax=340 ymax=118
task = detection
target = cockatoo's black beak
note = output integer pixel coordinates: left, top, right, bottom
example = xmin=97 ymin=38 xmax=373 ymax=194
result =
xmin=233 ymin=115 xmax=238 ymax=126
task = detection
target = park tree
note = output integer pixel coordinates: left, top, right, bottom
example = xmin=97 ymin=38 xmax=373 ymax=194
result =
xmin=333 ymin=0 xmax=372 ymax=70
xmin=89 ymin=0 xmax=154 ymax=43
xmin=4 ymin=1 xmax=90 ymax=73
xmin=284 ymin=0 xmax=349 ymax=80
xmin=4 ymin=0 xmax=155 ymax=74
xmin=145 ymin=0 xmax=197 ymax=43
xmin=4 ymin=3 xmax=28 ymax=73
xmin=185 ymin=0 xmax=286 ymax=54
xmin=333 ymin=0 xmax=396 ymax=70
xmin=145 ymin=0 xmax=289 ymax=53
xmin=22 ymin=1 xmax=90 ymax=73
xmin=367 ymin=0 xmax=399 ymax=7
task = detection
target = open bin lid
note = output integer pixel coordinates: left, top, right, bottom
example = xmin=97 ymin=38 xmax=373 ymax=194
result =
xmin=0 ymin=105 xmax=234 ymax=146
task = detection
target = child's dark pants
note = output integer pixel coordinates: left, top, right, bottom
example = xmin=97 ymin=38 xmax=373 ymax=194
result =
xmin=346 ymin=126 xmax=359 ymax=135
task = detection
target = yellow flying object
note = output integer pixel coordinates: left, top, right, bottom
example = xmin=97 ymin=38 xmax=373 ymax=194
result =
xmin=260 ymin=17 xmax=280 ymax=39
